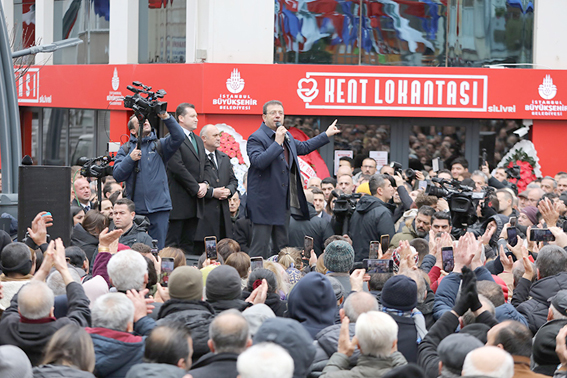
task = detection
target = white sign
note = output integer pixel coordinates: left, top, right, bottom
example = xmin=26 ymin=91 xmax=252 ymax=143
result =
xmin=334 ymin=150 xmax=353 ymax=175
xmin=369 ymin=151 xmax=388 ymax=170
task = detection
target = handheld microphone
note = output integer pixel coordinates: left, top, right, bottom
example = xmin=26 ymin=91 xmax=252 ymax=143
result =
xmin=275 ymin=122 xmax=290 ymax=143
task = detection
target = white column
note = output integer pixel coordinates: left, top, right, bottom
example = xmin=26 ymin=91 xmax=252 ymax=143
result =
xmin=534 ymin=0 xmax=567 ymax=68
xmin=186 ymin=0 xmax=198 ymax=63
xmin=35 ymin=0 xmax=54 ymax=65
xmin=109 ymin=0 xmax=139 ymax=64
xmin=1 ymin=0 xmax=14 ymax=36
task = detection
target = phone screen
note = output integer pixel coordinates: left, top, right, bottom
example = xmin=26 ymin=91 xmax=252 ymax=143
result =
xmin=418 ymin=180 xmax=427 ymax=191
xmin=364 ymin=259 xmax=393 ymax=274
xmin=205 ymin=237 xmax=217 ymax=260
xmin=530 ymin=228 xmax=555 ymax=242
xmin=380 ymin=235 xmax=389 ymax=253
xmin=304 ymin=236 xmax=314 ymax=259
xmin=442 ymin=247 xmax=454 ymax=272
xmin=507 ymin=227 xmax=518 ymax=247
xmin=250 ymin=257 xmax=264 ymax=271
xmin=509 ymin=217 xmax=517 ymax=227
xmin=369 ymin=241 xmax=380 ymax=259
xmin=160 ymin=258 xmax=175 ymax=287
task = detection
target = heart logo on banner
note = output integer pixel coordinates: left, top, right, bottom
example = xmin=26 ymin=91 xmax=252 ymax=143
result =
xmin=297 ymin=78 xmax=319 ymax=103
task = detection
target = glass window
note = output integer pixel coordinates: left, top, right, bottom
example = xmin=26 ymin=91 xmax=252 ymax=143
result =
xmin=138 ymin=0 xmax=186 ymax=63
xmin=479 ymin=119 xmax=523 ymax=168
xmin=53 ymin=0 xmax=110 ymax=64
xmin=274 ymin=0 xmax=534 ymax=67
xmin=68 ymin=109 xmax=96 ymax=166
xmin=409 ymin=122 xmax=466 ymax=172
xmin=42 ymin=108 xmax=69 ymax=165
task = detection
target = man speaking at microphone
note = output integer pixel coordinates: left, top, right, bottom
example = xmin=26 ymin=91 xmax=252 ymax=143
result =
xmin=246 ymin=100 xmax=340 ymax=258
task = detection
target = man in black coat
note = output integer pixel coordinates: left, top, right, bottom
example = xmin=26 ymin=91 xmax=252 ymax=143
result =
xmin=190 ymin=310 xmax=252 ymax=378
xmin=194 ymin=124 xmax=238 ymax=243
xmin=166 ymin=103 xmax=213 ymax=256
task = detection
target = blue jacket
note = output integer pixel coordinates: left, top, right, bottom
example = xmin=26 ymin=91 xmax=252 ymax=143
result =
xmin=246 ymin=123 xmax=329 ymax=226
xmin=433 ymin=267 xmax=494 ymax=320
xmin=113 ymin=116 xmax=184 ymax=214
xmin=495 ymin=303 xmax=528 ymax=327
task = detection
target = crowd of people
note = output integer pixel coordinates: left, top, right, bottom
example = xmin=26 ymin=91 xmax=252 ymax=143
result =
xmin=2 ymin=101 xmax=567 ymax=378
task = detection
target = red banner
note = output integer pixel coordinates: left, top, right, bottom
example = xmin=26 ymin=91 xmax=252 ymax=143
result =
xmin=16 ymin=63 xmax=567 ymax=120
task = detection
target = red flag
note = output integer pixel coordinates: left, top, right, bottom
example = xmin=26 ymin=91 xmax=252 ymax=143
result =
xmin=289 ymin=127 xmax=331 ymax=179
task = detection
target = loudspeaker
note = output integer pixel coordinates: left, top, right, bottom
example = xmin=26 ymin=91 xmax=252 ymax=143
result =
xmin=18 ymin=166 xmax=71 ymax=246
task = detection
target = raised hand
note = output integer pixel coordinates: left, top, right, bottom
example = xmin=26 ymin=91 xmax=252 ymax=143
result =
xmin=325 ymin=120 xmax=341 ymax=137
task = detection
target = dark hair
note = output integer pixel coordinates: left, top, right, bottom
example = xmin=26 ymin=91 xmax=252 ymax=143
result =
xmin=218 ymin=238 xmax=240 ymax=261
xmin=324 ymin=235 xmax=348 ymax=249
xmin=543 ymin=192 xmax=559 ymax=202
xmin=311 ymin=187 xmax=324 ymax=196
xmin=82 ymin=210 xmax=109 ymax=238
xmin=127 ymin=115 xmax=137 ymax=131
xmin=415 ymin=193 xmax=438 ymax=208
xmin=144 ymin=322 xmax=192 ymax=366
xmin=322 ymin=177 xmax=337 ymax=187
xmin=108 ymin=190 xmax=122 ymax=205
xmin=71 ymin=205 xmax=84 ymax=220
xmin=477 ymin=280 xmax=505 ymax=307
xmin=103 ymin=181 xmax=119 ymax=198
xmin=144 ymin=256 xmax=157 ymax=289
xmin=492 ymin=321 xmax=532 ymax=357
xmin=409 ymin=239 xmax=429 ymax=265
xmin=247 ymin=268 xmax=277 ymax=293
xmin=159 ymin=247 xmax=186 ymax=269
xmin=438 ymin=169 xmax=452 ymax=176
xmin=432 ymin=211 xmax=451 ymax=223
xmin=417 ymin=205 xmax=435 ymax=218
xmin=451 ymin=157 xmax=469 ymax=169
xmin=368 ymin=272 xmax=394 ymax=292
xmin=368 ymin=174 xmax=388 ymax=196
xmin=175 ymin=103 xmax=196 ymax=122
xmin=198 ymin=252 xmax=225 ymax=269
xmin=339 ymin=156 xmax=354 ymax=166
xmin=536 ymin=245 xmax=567 ymax=278
xmin=65 ymin=246 xmax=87 ymax=268
xmin=115 ymin=198 xmax=135 ymax=213
xmin=131 ymin=243 xmax=151 ymax=254
xmin=225 ymin=252 xmax=251 ymax=279
xmin=42 ymin=323 xmax=95 ymax=372
xmin=262 ymin=100 xmax=283 ymax=115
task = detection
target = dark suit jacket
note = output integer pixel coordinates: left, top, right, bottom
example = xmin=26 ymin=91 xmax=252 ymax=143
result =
xmin=167 ymin=132 xmax=212 ymax=220
xmin=195 ymin=150 xmax=238 ymax=240
xmin=246 ymin=123 xmax=329 ymax=226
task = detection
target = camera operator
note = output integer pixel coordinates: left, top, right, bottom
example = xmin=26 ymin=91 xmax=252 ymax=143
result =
xmin=348 ymin=174 xmax=396 ymax=262
xmin=481 ymin=163 xmax=511 ymax=189
xmin=113 ymin=112 xmax=184 ymax=249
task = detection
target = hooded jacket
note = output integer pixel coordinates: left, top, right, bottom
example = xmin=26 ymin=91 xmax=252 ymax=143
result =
xmin=513 ymin=272 xmax=567 ymax=334
xmin=125 ymin=363 xmax=187 ymax=378
xmin=254 ymin=318 xmax=316 ymax=378
xmin=189 ymin=352 xmax=239 ymax=378
xmin=118 ymin=221 xmax=153 ymax=248
xmin=157 ymin=299 xmax=216 ymax=361
xmin=494 ymin=303 xmax=528 ymax=327
xmin=113 ymin=116 xmax=184 ymax=215
xmin=289 ymin=203 xmax=334 ymax=256
xmin=70 ymin=223 xmax=99 ymax=263
xmin=349 ymin=196 xmax=395 ymax=262
xmin=389 ymin=222 xmax=419 ymax=248
xmin=32 ymin=365 xmax=95 ymax=378
xmin=312 ymin=323 xmax=359 ymax=376
xmin=87 ymin=328 xmax=145 ymax=378
xmin=287 ymin=272 xmax=338 ymax=338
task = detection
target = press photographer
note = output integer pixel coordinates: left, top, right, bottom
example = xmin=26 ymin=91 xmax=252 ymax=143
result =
xmin=113 ymin=81 xmax=185 ymax=248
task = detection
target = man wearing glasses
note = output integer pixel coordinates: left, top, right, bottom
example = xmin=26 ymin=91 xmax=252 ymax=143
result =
xmin=246 ymin=100 xmax=340 ymax=258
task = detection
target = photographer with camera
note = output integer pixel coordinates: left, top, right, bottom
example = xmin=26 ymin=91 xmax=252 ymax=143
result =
xmin=349 ymin=174 xmax=396 ymax=262
xmin=113 ymin=111 xmax=184 ymax=249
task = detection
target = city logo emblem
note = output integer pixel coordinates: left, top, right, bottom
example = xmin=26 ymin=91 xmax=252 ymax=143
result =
xmin=226 ymin=69 xmax=245 ymax=94
xmin=297 ymin=78 xmax=319 ymax=103
xmin=111 ymin=68 xmax=120 ymax=91
xmin=538 ymin=75 xmax=557 ymax=100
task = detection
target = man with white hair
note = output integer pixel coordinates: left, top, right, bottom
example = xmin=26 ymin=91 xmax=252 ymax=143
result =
xmin=237 ymin=342 xmax=294 ymax=378
xmin=194 ymin=124 xmax=238 ymax=244
xmin=0 ymin=239 xmax=91 ymax=366
xmin=461 ymin=346 xmax=514 ymax=378
xmin=87 ymin=291 xmax=156 ymax=378
xmin=321 ymin=311 xmax=407 ymax=377
xmin=107 ymin=249 xmax=149 ymax=293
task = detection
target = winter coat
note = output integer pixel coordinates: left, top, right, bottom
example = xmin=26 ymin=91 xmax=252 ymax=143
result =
xmin=241 ymin=291 xmax=287 ymax=317
xmin=320 ymin=351 xmax=407 ymax=378
xmin=118 ymin=222 xmax=153 ymax=248
xmin=349 ymin=196 xmax=395 ymax=262
xmin=113 ymin=116 xmax=185 ymax=215
xmin=189 ymin=352 xmax=239 ymax=378
xmin=0 ymin=274 xmax=32 ymax=311
xmin=0 ymin=282 xmax=91 ymax=366
xmin=33 ymin=365 xmax=95 ymax=378
xmin=389 ymin=223 xmax=418 ymax=248
xmin=87 ymin=316 xmax=155 ymax=378
xmin=207 ymin=298 xmax=251 ymax=314
xmin=289 ymin=203 xmax=334 ymax=256
xmin=513 ymin=272 xmax=567 ymax=334
xmin=71 ymin=223 xmax=99 ymax=263
xmin=125 ymin=363 xmax=186 ymax=378
xmin=495 ymin=303 xmax=528 ymax=327
xmin=312 ymin=323 xmax=359 ymax=376
xmin=157 ymin=299 xmax=216 ymax=361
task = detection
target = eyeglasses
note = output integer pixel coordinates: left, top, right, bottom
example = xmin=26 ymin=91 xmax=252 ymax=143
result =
xmin=267 ymin=110 xmax=284 ymax=116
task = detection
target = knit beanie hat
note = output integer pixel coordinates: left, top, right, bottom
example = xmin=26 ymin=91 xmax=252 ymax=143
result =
xmin=380 ymin=275 xmax=417 ymax=311
xmin=356 ymin=182 xmax=371 ymax=195
xmin=0 ymin=345 xmax=32 ymax=378
xmin=324 ymin=241 xmax=354 ymax=273
xmin=247 ymin=268 xmax=277 ymax=293
xmin=206 ymin=265 xmax=242 ymax=301
xmin=521 ymin=205 xmax=538 ymax=225
xmin=168 ymin=266 xmax=203 ymax=301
